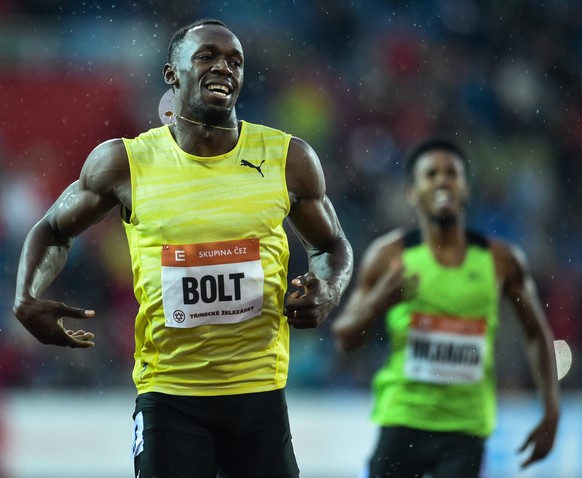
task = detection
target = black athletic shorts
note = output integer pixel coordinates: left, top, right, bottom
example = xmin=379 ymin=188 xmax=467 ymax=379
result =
xmin=132 ymin=389 xmax=300 ymax=478
xmin=366 ymin=426 xmax=485 ymax=478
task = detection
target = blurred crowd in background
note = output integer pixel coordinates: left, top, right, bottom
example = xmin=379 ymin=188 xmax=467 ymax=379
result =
xmin=0 ymin=0 xmax=580 ymax=394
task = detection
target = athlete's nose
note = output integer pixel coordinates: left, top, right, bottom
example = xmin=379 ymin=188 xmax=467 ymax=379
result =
xmin=435 ymin=172 xmax=448 ymax=187
xmin=433 ymin=169 xmax=454 ymax=188
xmin=211 ymin=57 xmax=233 ymax=75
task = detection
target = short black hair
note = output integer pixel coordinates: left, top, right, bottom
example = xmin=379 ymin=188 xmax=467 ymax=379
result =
xmin=167 ymin=19 xmax=230 ymax=64
xmin=404 ymin=138 xmax=470 ymax=181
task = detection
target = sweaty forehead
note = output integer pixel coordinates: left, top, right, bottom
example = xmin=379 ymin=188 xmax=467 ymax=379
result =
xmin=184 ymin=24 xmax=243 ymax=54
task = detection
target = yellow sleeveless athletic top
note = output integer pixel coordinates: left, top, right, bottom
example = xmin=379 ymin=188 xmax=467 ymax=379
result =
xmin=122 ymin=121 xmax=292 ymax=396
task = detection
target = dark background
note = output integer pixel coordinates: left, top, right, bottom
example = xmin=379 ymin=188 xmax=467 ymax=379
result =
xmin=0 ymin=0 xmax=580 ymax=398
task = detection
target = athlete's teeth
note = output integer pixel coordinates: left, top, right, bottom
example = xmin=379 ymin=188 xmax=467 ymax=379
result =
xmin=208 ymin=84 xmax=229 ymax=94
xmin=434 ymin=191 xmax=452 ymax=205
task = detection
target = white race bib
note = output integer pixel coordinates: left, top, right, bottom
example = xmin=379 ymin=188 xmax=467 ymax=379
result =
xmin=404 ymin=313 xmax=486 ymax=384
xmin=161 ymin=239 xmax=264 ymax=328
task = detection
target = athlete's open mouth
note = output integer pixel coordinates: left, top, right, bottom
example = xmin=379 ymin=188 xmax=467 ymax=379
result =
xmin=206 ymin=83 xmax=232 ymax=98
xmin=434 ymin=190 xmax=453 ymax=208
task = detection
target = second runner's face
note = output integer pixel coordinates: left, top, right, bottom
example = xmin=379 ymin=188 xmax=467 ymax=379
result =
xmin=410 ymin=150 xmax=469 ymax=224
xmin=174 ymin=25 xmax=244 ymax=116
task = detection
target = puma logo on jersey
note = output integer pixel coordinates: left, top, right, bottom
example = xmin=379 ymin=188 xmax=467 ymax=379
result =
xmin=241 ymin=159 xmax=265 ymax=177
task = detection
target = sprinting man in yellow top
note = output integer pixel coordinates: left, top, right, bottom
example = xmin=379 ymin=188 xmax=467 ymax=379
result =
xmin=13 ymin=18 xmax=353 ymax=478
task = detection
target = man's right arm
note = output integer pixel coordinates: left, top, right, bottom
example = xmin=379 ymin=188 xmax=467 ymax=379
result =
xmin=332 ymin=232 xmax=411 ymax=352
xmin=13 ymin=139 xmax=129 ymax=348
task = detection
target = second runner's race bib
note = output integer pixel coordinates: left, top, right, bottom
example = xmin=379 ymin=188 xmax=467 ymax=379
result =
xmin=161 ymin=238 xmax=264 ymax=328
xmin=404 ymin=312 xmax=487 ymax=384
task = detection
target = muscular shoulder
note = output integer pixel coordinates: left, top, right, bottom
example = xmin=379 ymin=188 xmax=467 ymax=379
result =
xmin=79 ymin=138 xmax=129 ymax=198
xmin=365 ymin=228 xmax=405 ymax=260
xmin=358 ymin=228 xmax=405 ymax=281
xmin=488 ymin=236 xmax=529 ymax=287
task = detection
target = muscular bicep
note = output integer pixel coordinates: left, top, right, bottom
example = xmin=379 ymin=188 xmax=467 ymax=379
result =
xmin=46 ymin=139 xmax=128 ymax=239
xmin=45 ymin=181 xmax=119 ymax=239
xmin=495 ymin=240 xmax=547 ymax=338
xmin=286 ymin=137 xmax=341 ymax=250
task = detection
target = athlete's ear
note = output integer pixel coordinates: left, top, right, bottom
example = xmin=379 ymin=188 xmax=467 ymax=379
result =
xmin=163 ymin=63 xmax=178 ymax=87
